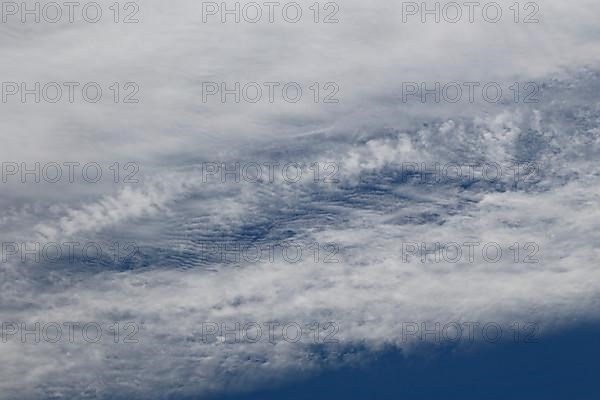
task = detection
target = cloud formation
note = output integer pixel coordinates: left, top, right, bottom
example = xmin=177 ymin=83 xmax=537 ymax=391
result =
xmin=1 ymin=1 xmax=600 ymax=398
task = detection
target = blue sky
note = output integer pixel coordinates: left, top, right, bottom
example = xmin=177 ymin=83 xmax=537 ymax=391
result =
xmin=211 ymin=322 xmax=600 ymax=400
xmin=1 ymin=1 xmax=600 ymax=398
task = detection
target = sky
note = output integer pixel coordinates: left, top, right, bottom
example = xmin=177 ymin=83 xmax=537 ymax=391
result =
xmin=1 ymin=1 xmax=600 ymax=398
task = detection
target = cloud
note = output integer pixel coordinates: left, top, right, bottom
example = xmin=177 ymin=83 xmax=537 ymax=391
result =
xmin=1 ymin=1 xmax=600 ymax=398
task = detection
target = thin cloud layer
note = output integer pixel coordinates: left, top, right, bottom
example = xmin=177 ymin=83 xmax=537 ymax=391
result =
xmin=1 ymin=1 xmax=600 ymax=399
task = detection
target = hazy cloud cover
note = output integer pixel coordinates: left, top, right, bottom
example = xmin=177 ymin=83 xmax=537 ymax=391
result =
xmin=1 ymin=0 xmax=600 ymax=398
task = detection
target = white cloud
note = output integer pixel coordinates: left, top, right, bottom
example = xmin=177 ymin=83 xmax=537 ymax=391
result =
xmin=1 ymin=1 xmax=600 ymax=398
